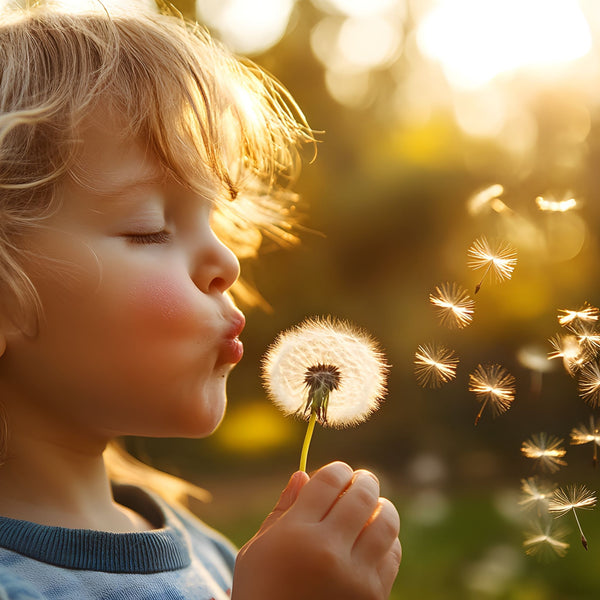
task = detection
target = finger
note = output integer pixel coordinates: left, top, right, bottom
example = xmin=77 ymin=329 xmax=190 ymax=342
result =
xmin=323 ymin=470 xmax=381 ymax=543
xmin=288 ymin=461 xmax=354 ymax=522
xmin=352 ymin=497 xmax=400 ymax=562
xmin=257 ymin=471 xmax=309 ymax=533
xmin=378 ymin=537 xmax=402 ymax=598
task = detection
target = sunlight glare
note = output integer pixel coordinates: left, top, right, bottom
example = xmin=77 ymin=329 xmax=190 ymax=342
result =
xmin=313 ymin=0 xmax=399 ymax=18
xmin=417 ymin=0 xmax=592 ymax=89
xmin=197 ymin=0 xmax=295 ymax=55
xmin=337 ymin=16 xmax=402 ymax=69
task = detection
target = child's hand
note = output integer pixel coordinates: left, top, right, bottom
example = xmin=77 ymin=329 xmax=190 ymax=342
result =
xmin=232 ymin=461 xmax=402 ymax=600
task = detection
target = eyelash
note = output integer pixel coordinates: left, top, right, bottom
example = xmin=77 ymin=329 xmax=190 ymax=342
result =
xmin=126 ymin=231 xmax=172 ymax=245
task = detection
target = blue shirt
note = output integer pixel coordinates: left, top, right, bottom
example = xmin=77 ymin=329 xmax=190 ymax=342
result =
xmin=0 ymin=484 xmax=236 ymax=599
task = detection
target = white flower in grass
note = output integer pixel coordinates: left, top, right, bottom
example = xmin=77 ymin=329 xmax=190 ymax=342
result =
xmin=262 ymin=316 xmax=388 ymax=427
xmin=262 ymin=317 xmax=388 ymax=472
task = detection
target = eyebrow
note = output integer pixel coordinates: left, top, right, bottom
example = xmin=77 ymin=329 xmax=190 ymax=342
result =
xmin=89 ymin=172 xmax=167 ymax=199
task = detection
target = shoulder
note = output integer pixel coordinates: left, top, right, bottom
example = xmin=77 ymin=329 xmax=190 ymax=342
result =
xmin=0 ymin=567 xmax=44 ymax=599
xmin=165 ymin=499 xmax=238 ymax=572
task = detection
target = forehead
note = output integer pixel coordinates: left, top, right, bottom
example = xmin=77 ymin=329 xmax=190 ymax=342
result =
xmin=69 ymin=110 xmax=165 ymax=195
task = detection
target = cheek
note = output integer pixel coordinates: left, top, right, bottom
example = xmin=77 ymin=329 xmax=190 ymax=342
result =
xmin=123 ymin=274 xmax=202 ymax=332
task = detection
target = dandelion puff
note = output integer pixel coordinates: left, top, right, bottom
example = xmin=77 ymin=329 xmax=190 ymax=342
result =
xmin=519 ymin=477 xmax=556 ymax=514
xmin=571 ymin=416 xmax=600 ymax=467
xmin=578 ymin=361 xmax=600 ymax=408
xmin=521 ymin=433 xmax=567 ymax=473
xmin=523 ymin=518 xmax=570 ymax=560
xmin=568 ymin=322 xmax=600 ymax=357
xmin=262 ymin=316 xmax=388 ymax=472
xmin=548 ymin=333 xmax=589 ymax=376
xmin=549 ymin=484 xmax=597 ymax=550
xmin=467 ymin=237 xmax=517 ymax=294
xmin=414 ymin=343 xmax=459 ymax=388
xmin=468 ymin=363 xmax=516 ymax=425
xmin=429 ymin=282 xmax=475 ymax=329
xmin=557 ymin=302 xmax=599 ymax=327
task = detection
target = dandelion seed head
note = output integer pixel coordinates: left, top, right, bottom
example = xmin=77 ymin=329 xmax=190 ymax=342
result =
xmin=549 ymin=485 xmax=597 ymax=516
xmin=468 ymin=363 xmax=516 ymax=420
xmin=467 ymin=184 xmax=506 ymax=216
xmin=516 ymin=345 xmax=555 ymax=374
xmin=578 ymin=361 xmax=600 ymax=408
xmin=262 ymin=317 xmax=388 ymax=427
xmin=548 ymin=333 xmax=589 ymax=376
xmin=519 ymin=477 xmax=556 ymax=512
xmin=467 ymin=237 xmax=517 ymax=283
xmin=521 ymin=433 xmax=567 ymax=473
xmin=568 ymin=322 xmax=600 ymax=355
xmin=570 ymin=417 xmax=600 ymax=446
xmin=414 ymin=343 xmax=459 ymax=388
xmin=429 ymin=282 xmax=475 ymax=329
xmin=523 ymin=519 xmax=570 ymax=559
xmin=557 ymin=302 xmax=599 ymax=326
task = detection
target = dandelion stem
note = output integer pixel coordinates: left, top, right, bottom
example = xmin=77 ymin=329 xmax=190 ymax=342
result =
xmin=299 ymin=410 xmax=318 ymax=473
xmin=474 ymin=397 xmax=489 ymax=426
xmin=572 ymin=509 xmax=589 ymax=550
xmin=474 ymin=262 xmax=492 ymax=294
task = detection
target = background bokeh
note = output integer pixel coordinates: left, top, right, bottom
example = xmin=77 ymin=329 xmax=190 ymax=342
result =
xmin=25 ymin=0 xmax=600 ymax=597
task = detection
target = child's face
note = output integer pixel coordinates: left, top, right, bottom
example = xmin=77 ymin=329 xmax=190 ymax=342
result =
xmin=2 ymin=112 xmax=245 ymax=445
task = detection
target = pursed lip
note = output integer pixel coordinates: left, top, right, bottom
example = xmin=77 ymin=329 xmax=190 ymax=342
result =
xmin=219 ymin=310 xmax=245 ymax=365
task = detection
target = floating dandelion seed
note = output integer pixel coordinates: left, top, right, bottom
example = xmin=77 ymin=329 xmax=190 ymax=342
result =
xmin=414 ymin=343 xmax=459 ymax=388
xmin=467 ymin=184 xmax=509 ymax=216
xmin=548 ymin=333 xmax=589 ymax=376
xmin=523 ymin=519 xmax=570 ymax=560
xmin=429 ymin=282 xmax=475 ymax=329
xmin=549 ymin=485 xmax=597 ymax=550
xmin=468 ymin=363 xmax=516 ymax=425
xmin=568 ymin=322 xmax=600 ymax=356
xmin=535 ymin=194 xmax=577 ymax=213
xmin=516 ymin=344 xmax=555 ymax=399
xmin=467 ymin=237 xmax=517 ymax=294
xmin=578 ymin=361 xmax=600 ymax=408
xmin=557 ymin=302 xmax=599 ymax=327
xmin=262 ymin=316 xmax=388 ymax=472
xmin=519 ymin=477 xmax=556 ymax=514
xmin=570 ymin=416 xmax=600 ymax=467
xmin=521 ymin=433 xmax=567 ymax=473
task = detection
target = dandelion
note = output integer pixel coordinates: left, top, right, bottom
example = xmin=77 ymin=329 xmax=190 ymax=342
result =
xmin=467 ymin=237 xmax=517 ymax=294
xmin=548 ymin=333 xmax=589 ymax=376
xmin=521 ymin=433 xmax=567 ymax=473
xmin=467 ymin=184 xmax=509 ymax=216
xmin=568 ymin=322 xmax=600 ymax=356
xmin=429 ymin=282 xmax=475 ymax=329
xmin=578 ymin=361 xmax=600 ymax=408
xmin=523 ymin=518 xmax=570 ymax=559
xmin=571 ymin=416 xmax=600 ymax=467
xmin=557 ymin=302 xmax=599 ymax=327
xmin=516 ymin=344 xmax=555 ymax=399
xmin=519 ymin=477 xmax=556 ymax=514
xmin=468 ymin=363 xmax=516 ymax=425
xmin=262 ymin=316 xmax=388 ymax=472
xmin=549 ymin=485 xmax=597 ymax=550
xmin=414 ymin=343 xmax=459 ymax=388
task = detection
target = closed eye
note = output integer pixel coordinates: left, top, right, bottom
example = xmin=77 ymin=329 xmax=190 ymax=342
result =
xmin=125 ymin=230 xmax=172 ymax=245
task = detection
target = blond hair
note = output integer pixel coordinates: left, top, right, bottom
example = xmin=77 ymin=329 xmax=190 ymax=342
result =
xmin=0 ymin=3 xmax=313 ymax=497
xmin=0 ymin=3 xmax=313 ymax=324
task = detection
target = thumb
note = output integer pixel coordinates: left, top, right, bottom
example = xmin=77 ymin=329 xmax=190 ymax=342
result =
xmin=257 ymin=471 xmax=309 ymax=533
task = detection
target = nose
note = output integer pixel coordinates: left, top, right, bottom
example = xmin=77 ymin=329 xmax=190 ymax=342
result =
xmin=191 ymin=229 xmax=240 ymax=294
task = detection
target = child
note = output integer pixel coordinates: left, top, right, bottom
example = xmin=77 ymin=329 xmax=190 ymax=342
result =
xmin=0 ymin=4 xmax=401 ymax=599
